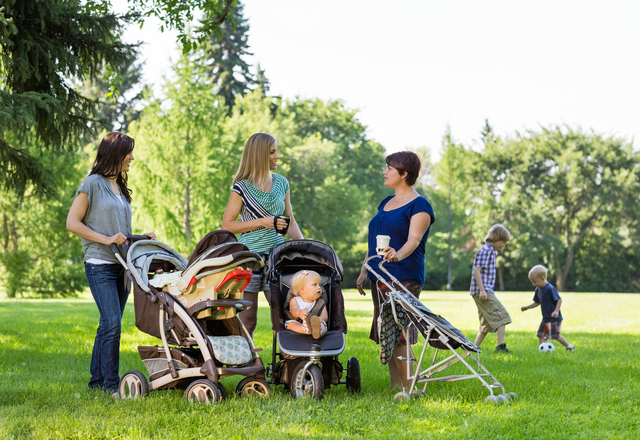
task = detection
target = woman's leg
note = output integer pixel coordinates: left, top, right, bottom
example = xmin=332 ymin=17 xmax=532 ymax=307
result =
xmin=85 ymin=264 xmax=129 ymax=393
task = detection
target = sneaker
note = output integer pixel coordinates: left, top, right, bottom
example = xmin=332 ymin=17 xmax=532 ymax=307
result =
xmin=495 ymin=343 xmax=511 ymax=353
xmin=566 ymin=345 xmax=575 ymax=352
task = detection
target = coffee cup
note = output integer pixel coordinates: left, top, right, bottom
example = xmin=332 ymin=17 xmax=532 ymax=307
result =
xmin=275 ymin=215 xmax=291 ymax=235
xmin=376 ymin=235 xmax=390 ymax=255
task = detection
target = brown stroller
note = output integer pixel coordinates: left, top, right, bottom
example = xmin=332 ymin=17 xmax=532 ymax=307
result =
xmin=113 ymin=230 xmax=269 ymax=403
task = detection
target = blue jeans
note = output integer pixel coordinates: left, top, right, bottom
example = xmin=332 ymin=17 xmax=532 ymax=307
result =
xmin=85 ymin=263 xmax=129 ymax=393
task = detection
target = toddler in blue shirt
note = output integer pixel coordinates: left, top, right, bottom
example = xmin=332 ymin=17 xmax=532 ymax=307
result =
xmin=521 ymin=265 xmax=575 ymax=352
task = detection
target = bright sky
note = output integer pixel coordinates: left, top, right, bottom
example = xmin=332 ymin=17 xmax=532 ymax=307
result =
xmin=120 ymin=0 xmax=640 ymax=159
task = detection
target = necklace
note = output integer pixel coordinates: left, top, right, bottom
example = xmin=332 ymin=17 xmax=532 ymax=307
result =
xmin=394 ymin=189 xmax=416 ymax=203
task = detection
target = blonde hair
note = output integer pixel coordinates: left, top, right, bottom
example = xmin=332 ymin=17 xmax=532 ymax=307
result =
xmin=529 ymin=265 xmax=547 ymax=280
xmin=233 ymin=133 xmax=277 ymax=191
xmin=291 ymin=270 xmax=321 ymax=297
xmin=485 ymin=224 xmax=511 ymax=243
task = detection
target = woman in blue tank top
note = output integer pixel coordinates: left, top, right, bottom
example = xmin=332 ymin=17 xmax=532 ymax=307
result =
xmin=222 ymin=133 xmax=304 ymax=337
xmin=356 ymin=151 xmax=435 ymax=390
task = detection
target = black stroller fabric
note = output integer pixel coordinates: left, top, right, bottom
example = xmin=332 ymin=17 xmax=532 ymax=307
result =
xmin=380 ymin=288 xmax=480 ymax=356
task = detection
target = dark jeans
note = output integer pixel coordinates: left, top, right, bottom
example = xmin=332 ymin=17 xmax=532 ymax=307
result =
xmin=84 ymin=263 xmax=128 ymax=393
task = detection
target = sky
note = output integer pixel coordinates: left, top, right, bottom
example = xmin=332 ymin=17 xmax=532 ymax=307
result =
xmin=118 ymin=0 xmax=640 ymax=160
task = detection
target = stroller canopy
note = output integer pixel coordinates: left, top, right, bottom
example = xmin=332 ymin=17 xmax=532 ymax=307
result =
xmin=126 ymin=240 xmax=188 ymax=292
xmin=267 ymin=239 xmax=343 ymax=280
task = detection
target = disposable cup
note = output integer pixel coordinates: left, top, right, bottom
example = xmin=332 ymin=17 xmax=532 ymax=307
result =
xmin=376 ymin=235 xmax=390 ymax=255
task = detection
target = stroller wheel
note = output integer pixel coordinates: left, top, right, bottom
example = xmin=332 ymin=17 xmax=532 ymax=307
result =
xmin=291 ymin=363 xmax=324 ymax=400
xmin=496 ymin=394 xmax=509 ymax=404
xmin=485 ymin=395 xmax=499 ymax=405
xmin=411 ymin=389 xmax=426 ymax=399
xmin=185 ymin=379 xmax=221 ymax=404
xmin=346 ymin=357 xmax=361 ymax=393
xmin=507 ymin=392 xmax=519 ymax=401
xmin=236 ymin=377 xmax=271 ymax=398
xmin=393 ymin=391 xmax=411 ymax=401
xmin=218 ymin=382 xmax=228 ymax=401
xmin=119 ymin=370 xmax=149 ymax=399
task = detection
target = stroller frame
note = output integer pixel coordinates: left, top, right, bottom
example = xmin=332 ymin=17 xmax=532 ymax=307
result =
xmin=364 ymin=255 xmax=515 ymax=403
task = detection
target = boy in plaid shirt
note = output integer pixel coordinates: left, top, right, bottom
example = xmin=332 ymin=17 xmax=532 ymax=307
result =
xmin=470 ymin=224 xmax=512 ymax=352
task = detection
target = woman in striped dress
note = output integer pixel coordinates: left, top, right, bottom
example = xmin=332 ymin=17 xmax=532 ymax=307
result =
xmin=222 ymin=133 xmax=304 ymax=336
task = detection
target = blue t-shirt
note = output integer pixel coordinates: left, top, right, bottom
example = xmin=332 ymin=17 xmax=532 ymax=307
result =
xmin=367 ymin=195 xmax=435 ymax=285
xmin=533 ymin=282 xmax=563 ymax=323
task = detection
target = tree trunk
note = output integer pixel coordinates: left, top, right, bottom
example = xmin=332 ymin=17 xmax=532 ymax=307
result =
xmin=497 ymin=259 xmax=505 ymax=291
xmin=446 ymin=186 xmax=452 ymax=290
xmin=184 ymin=165 xmax=192 ymax=243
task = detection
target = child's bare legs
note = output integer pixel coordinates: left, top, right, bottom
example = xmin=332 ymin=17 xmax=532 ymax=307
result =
xmin=554 ymin=335 xmax=571 ymax=347
xmin=475 ymin=325 xmax=505 ymax=347
xmin=286 ymin=321 xmax=308 ymax=334
xmin=389 ymin=343 xmax=414 ymax=390
xmin=474 ymin=330 xmax=487 ymax=347
xmin=286 ymin=319 xmax=326 ymax=337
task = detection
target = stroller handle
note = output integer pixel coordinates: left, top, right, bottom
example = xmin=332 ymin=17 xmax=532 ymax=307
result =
xmin=111 ymin=234 xmax=152 ymax=267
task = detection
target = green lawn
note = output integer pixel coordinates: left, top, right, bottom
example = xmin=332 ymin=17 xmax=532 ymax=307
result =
xmin=1 ymin=290 xmax=639 ymax=439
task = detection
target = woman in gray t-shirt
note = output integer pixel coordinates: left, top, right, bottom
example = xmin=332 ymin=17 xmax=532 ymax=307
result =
xmin=67 ymin=132 xmax=155 ymax=396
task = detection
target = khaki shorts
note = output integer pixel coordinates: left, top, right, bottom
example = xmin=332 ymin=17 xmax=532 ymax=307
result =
xmin=472 ymin=291 xmax=512 ymax=333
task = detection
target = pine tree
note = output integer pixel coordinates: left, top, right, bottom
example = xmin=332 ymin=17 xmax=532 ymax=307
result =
xmin=201 ymin=2 xmax=255 ymax=114
xmin=0 ymin=0 xmax=136 ymax=198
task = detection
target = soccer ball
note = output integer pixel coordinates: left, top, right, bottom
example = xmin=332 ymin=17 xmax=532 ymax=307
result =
xmin=539 ymin=342 xmax=555 ymax=353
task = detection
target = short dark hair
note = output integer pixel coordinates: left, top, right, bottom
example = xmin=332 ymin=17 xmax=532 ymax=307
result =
xmin=386 ymin=151 xmax=421 ymax=186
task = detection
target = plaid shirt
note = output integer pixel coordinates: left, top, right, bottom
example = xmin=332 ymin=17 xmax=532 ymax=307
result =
xmin=469 ymin=243 xmax=497 ymax=295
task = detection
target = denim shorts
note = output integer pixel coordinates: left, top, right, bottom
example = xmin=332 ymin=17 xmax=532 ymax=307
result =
xmin=245 ymin=269 xmax=270 ymax=293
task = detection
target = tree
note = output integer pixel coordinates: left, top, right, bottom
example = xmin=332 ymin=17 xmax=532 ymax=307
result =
xmin=79 ymin=53 xmax=147 ymax=134
xmin=201 ymin=1 xmax=255 ymax=114
xmin=474 ymin=126 xmax=640 ymax=291
xmin=128 ymin=50 xmax=229 ymax=255
xmin=1 ymin=0 xmax=136 ymax=198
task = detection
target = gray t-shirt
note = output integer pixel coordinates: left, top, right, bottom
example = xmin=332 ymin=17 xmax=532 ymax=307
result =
xmin=76 ymin=174 xmax=132 ymax=263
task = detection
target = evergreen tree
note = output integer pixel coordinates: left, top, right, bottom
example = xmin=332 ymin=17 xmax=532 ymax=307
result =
xmin=0 ymin=0 xmax=136 ymax=198
xmin=79 ymin=53 xmax=147 ymax=134
xmin=201 ymin=2 xmax=255 ymax=114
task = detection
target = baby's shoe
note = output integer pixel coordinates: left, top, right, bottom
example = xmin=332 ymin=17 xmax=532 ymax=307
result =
xmin=310 ymin=316 xmax=322 ymax=339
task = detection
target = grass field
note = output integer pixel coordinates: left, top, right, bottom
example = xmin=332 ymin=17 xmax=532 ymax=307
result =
xmin=1 ymin=290 xmax=639 ymax=439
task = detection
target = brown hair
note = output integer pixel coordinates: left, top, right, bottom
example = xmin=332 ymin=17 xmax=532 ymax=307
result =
xmin=386 ymin=151 xmax=421 ymax=186
xmin=233 ymin=133 xmax=277 ymax=191
xmin=485 ymin=224 xmax=511 ymax=243
xmin=90 ymin=132 xmax=134 ymax=203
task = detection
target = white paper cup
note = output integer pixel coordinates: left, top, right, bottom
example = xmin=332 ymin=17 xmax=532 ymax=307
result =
xmin=376 ymin=235 xmax=390 ymax=255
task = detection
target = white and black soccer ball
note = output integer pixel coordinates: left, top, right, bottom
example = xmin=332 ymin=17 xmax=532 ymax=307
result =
xmin=539 ymin=342 xmax=555 ymax=353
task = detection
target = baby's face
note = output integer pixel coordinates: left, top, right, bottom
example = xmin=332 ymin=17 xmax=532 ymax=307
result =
xmin=299 ymin=276 xmax=322 ymax=302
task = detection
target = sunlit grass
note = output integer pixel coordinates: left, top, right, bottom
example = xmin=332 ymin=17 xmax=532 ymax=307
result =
xmin=1 ymin=290 xmax=639 ymax=439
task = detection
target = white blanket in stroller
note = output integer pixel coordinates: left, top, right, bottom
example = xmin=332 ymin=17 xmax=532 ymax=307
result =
xmin=149 ymin=271 xmax=182 ymax=288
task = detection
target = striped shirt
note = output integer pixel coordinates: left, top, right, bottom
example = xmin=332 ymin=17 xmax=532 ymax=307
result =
xmin=232 ymin=174 xmax=290 ymax=254
xmin=469 ymin=243 xmax=497 ymax=295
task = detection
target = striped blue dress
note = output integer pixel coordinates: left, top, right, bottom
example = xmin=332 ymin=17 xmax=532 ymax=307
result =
xmin=232 ymin=174 xmax=290 ymax=254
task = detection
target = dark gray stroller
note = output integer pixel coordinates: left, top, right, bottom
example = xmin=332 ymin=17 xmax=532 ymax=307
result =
xmin=267 ymin=239 xmax=361 ymax=399
xmin=364 ymin=255 xmax=517 ymax=404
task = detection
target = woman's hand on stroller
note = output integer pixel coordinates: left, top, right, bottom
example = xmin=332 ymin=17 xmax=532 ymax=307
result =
xmin=105 ymin=232 xmax=128 ymax=246
xmin=144 ymin=232 xmax=157 ymax=240
xmin=382 ymin=247 xmax=399 ymax=262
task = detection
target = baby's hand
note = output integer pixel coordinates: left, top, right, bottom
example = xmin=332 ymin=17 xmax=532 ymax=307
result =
xmin=551 ymin=311 xmax=559 ymax=318
xmin=299 ymin=311 xmax=308 ymax=320
xmin=521 ymin=306 xmax=527 ymax=312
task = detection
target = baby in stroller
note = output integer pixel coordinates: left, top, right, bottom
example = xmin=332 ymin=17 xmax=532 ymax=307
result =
xmin=285 ymin=270 xmax=328 ymax=339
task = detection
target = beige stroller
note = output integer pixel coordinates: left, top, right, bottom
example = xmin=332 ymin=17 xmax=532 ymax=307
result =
xmin=113 ymin=230 xmax=270 ymax=403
